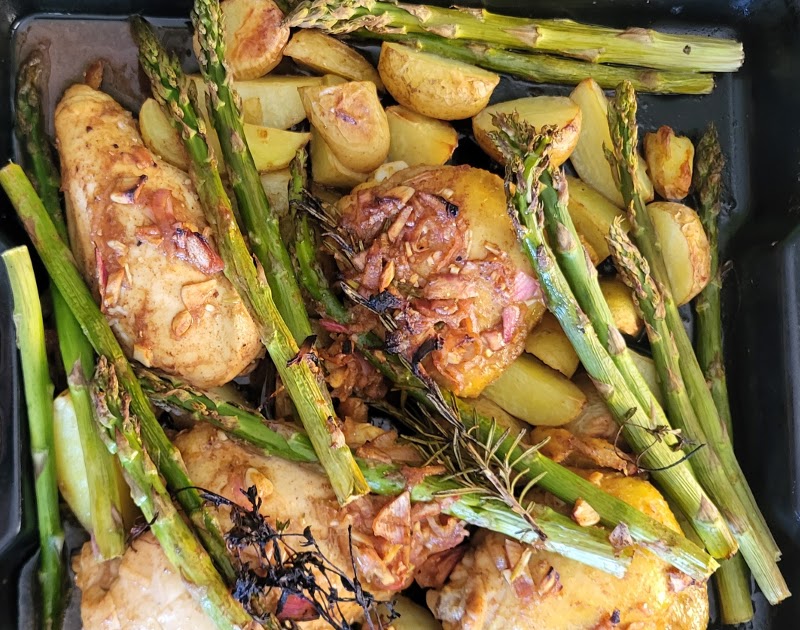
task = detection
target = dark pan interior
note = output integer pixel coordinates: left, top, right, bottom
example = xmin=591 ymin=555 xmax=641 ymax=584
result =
xmin=1 ymin=0 xmax=799 ymax=628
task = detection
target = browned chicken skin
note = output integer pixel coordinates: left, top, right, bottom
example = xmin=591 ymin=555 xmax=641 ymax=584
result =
xmin=428 ymin=473 xmax=709 ymax=630
xmin=55 ymin=84 xmax=261 ymax=388
xmin=74 ymin=424 xmax=466 ymax=628
xmin=337 ymin=165 xmax=545 ymax=397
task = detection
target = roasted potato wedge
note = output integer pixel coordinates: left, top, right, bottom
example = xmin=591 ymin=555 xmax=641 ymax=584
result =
xmin=300 ymin=81 xmax=390 ymax=173
xmin=569 ymin=79 xmax=653 ymax=207
xmin=284 ymin=30 xmax=384 ymax=90
xmin=386 ymin=105 xmax=458 ymax=166
xmin=378 ymin=42 xmax=499 ymax=120
xmin=309 ymin=126 xmax=368 ymax=189
xmin=243 ymin=124 xmax=310 ymax=172
xmin=647 ymin=201 xmax=711 ymax=305
xmin=192 ymin=0 xmax=288 ymax=80
xmin=234 ymin=75 xmax=324 ymax=129
xmin=644 ymin=126 xmax=695 ymax=201
xmin=260 ymin=168 xmax=291 ymax=219
xmin=565 ymin=372 xmax=619 ymax=441
xmin=599 ymin=277 xmax=643 ymax=337
xmin=53 ymin=391 xmax=137 ymax=532
xmin=472 ymin=96 xmax=581 ymax=167
xmin=629 ymin=349 xmax=665 ymax=407
xmin=566 ymin=175 xmax=629 ymax=263
xmin=524 ymin=312 xmax=580 ymax=378
xmin=471 ymin=396 xmax=530 ymax=436
xmin=139 ymin=98 xmax=188 ymax=171
xmin=483 ymin=354 xmax=586 ymax=427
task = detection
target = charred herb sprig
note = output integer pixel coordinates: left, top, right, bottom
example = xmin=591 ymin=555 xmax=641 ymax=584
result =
xmin=192 ymin=0 xmax=311 ymax=344
xmin=286 ymin=0 xmax=744 ymax=73
xmin=287 ymin=159 xmax=717 ymax=580
xmin=140 ymin=368 xmax=632 ymax=576
xmin=132 ymin=17 xmax=368 ymax=504
xmin=354 ymin=30 xmax=715 ymax=95
xmin=3 ymin=246 xmax=65 ymax=630
xmin=15 ymin=50 xmax=125 ymax=561
xmin=90 ymin=359 xmax=256 ymax=630
xmin=488 ymin=114 xmax=737 ymax=559
xmin=693 ymin=125 xmax=754 ymax=624
xmin=607 ymin=81 xmax=788 ymax=604
xmin=0 ymin=164 xmax=236 ymax=584
xmin=203 ymin=486 xmax=383 ymax=628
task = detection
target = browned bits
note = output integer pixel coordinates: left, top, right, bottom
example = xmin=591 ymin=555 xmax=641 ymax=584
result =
xmin=572 ymin=497 xmax=601 ymax=527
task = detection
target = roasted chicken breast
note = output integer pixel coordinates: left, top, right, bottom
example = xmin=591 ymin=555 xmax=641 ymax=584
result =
xmin=55 ymin=84 xmax=261 ymax=388
xmin=336 ymin=165 xmax=546 ymax=397
xmin=428 ymin=473 xmax=709 ymax=630
xmin=74 ymin=424 xmax=466 ymax=628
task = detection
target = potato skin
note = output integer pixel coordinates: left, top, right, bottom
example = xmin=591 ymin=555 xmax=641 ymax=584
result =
xmin=139 ymin=98 xmax=188 ymax=171
xmin=647 ymin=201 xmax=711 ymax=305
xmin=644 ymin=126 xmax=695 ymax=200
xmin=378 ymin=42 xmax=499 ymax=120
xmin=386 ymin=105 xmax=458 ymax=167
xmin=309 ymin=126 xmax=368 ymax=189
xmin=284 ymin=30 xmax=384 ymax=89
xmin=300 ymin=81 xmax=390 ymax=173
xmin=218 ymin=0 xmax=289 ymax=80
xmin=472 ymin=96 xmax=581 ymax=167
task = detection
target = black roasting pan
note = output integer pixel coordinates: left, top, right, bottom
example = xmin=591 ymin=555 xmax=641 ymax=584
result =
xmin=0 ymin=0 xmax=799 ymax=627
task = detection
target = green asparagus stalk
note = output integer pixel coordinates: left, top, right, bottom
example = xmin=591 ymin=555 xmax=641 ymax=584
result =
xmin=607 ymin=81 xmax=788 ymax=603
xmin=288 ymin=151 xmax=350 ymax=322
xmin=488 ymin=115 xmax=737 ymax=560
xmin=693 ymin=125 xmax=754 ymax=624
xmin=137 ymin=369 xmax=631 ymax=577
xmin=15 ymin=51 xmax=126 ymax=561
xmin=90 ymin=359 xmax=258 ymax=630
xmin=132 ymin=18 xmax=368 ymax=505
xmin=285 ymin=0 xmax=744 ymax=72
xmin=3 ymin=246 xmax=65 ymax=630
xmin=536 ymin=165 xmax=689 ymax=462
xmin=355 ymin=30 xmax=714 ymax=95
xmin=0 ymin=164 xmax=236 ymax=585
xmin=192 ymin=0 xmax=311 ymax=344
xmin=607 ymin=220 xmax=784 ymax=610
xmin=694 ymin=125 xmax=732 ymax=434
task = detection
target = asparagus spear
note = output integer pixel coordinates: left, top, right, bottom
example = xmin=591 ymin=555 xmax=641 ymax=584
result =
xmin=285 ymin=0 xmax=744 ymax=73
xmin=288 ymin=151 xmax=350 ymax=322
xmin=192 ymin=0 xmax=310 ymax=344
xmin=607 ymin=81 xmax=788 ymax=603
xmin=15 ymin=51 xmax=126 ymax=561
xmin=137 ymin=369 xmax=631 ymax=577
xmin=694 ymin=125 xmax=732 ymax=434
xmin=355 ymin=31 xmax=714 ymax=95
xmin=607 ymin=220 xmax=785 ymax=609
xmin=3 ymin=246 xmax=65 ymax=630
xmin=693 ymin=125 xmax=754 ymax=624
xmin=285 ymin=161 xmax=717 ymax=581
xmin=0 ymin=164 xmax=236 ymax=584
xmin=487 ymin=114 xmax=737 ymax=560
xmin=132 ymin=18 xmax=368 ymax=505
xmin=90 ymin=359 xmax=258 ymax=630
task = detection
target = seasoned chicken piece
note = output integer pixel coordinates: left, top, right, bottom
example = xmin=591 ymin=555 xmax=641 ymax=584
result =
xmin=74 ymin=532 xmax=218 ymax=630
xmin=337 ymin=165 xmax=546 ymax=397
xmin=74 ymin=424 xmax=466 ymax=628
xmin=55 ymin=84 xmax=261 ymax=388
xmin=428 ymin=473 xmax=709 ymax=630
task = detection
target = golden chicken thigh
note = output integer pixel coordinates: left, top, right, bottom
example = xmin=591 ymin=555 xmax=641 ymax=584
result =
xmin=428 ymin=473 xmax=709 ymax=630
xmin=55 ymin=84 xmax=261 ymax=388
